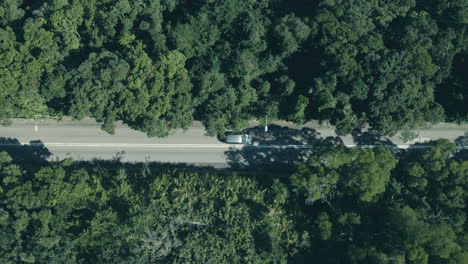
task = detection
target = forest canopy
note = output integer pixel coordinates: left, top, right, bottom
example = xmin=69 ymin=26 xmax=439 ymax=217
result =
xmin=0 ymin=140 xmax=467 ymax=263
xmin=0 ymin=0 xmax=467 ymax=136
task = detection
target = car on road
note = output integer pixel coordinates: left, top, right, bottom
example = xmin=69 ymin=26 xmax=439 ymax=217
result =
xmin=224 ymin=134 xmax=252 ymax=145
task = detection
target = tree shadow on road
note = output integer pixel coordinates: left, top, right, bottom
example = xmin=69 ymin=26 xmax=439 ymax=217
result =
xmin=351 ymin=129 xmax=396 ymax=147
xmin=454 ymin=131 xmax=468 ymax=146
xmin=454 ymin=131 xmax=468 ymax=160
xmin=0 ymin=136 xmax=278 ymax=181
xmin=0 ymin=137 xmax=52 ymax=166
xmin=225 ymin=125 xmax=343 ymax=176
xmin=243 ymin=124 xmax=325 ymax=145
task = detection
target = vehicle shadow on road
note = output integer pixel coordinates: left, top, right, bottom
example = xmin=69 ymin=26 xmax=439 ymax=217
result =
xmin=0 ymin=137 xmax=52 ymax=165
xmin=224 ymin=125 xmax=343 ymax=176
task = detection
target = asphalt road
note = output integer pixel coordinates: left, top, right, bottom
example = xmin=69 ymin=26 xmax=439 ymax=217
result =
xmin=0 ymin=119 xmax=467 ymax=168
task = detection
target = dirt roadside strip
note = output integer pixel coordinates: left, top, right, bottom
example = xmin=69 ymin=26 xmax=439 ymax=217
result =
xmin=7 ymin=118 xmax=468 ymax=130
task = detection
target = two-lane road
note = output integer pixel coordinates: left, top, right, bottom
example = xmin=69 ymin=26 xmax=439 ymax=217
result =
xmin=0 ymin=119 xmax=467 ymax=167
xmin=0 ymin=121 xmax=233 ymax=166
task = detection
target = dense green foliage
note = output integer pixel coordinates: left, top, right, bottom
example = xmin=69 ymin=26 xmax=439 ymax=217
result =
xmin=291 ymin=140 xmax=468 ymax=263
xmin=1 ymin=140 xmax=466 ymax=263
xmin=0 ymin=0 xmax=467 ymax=135
xmin=0 ymin=156 xmax=309 ymax=263
xmin=436 ymin=50 xmax=468 ymax=123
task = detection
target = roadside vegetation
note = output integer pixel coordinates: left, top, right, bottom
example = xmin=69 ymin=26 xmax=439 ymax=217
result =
xmin=1 ymin=1 xmax=467 ymax=262
xmin=0 ymin=139 xmax=466 ymax=263
xmin=1 ymin=0 xmax=467 ymax=136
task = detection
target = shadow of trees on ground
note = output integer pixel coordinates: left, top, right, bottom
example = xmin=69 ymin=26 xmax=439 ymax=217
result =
xmin=0 ymin=137 xmax=278 ymax=181
xmin=0 ymin=137 xmax=52 ymax=166
xmin=455 ymin=131 xmax=468 ymax=146
xmin=2 ymin=129 xmax=466 ymax=181
xmin=454 ymin=131 xmax=468 ymax=160
xmin=351 ymin=129 xmax=396 ymax=147
xmin=224 ymin=125 xmax=344 ymax=176
xmin=243 ymin=124 xmax=327 ymax=145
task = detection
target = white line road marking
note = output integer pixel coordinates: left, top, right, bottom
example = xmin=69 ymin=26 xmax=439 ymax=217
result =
xmin=7 ymin=143 xmax=242 ymax=148
xmin=0 ymin=142 xmax=466 ymax=149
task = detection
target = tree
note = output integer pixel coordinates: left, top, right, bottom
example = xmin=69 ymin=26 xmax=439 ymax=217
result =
xmin=1 ymin=0 xmax=467 ymax=137
xmin=52 ymin=47 xmax=194 ymax=137
xmin=292 ymin=144 xmax=396 ymax=203
xmin=395 ymin=139 xmax=468 ymax=211
xmin=0 ymin=0 xmax=24 ymax=26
